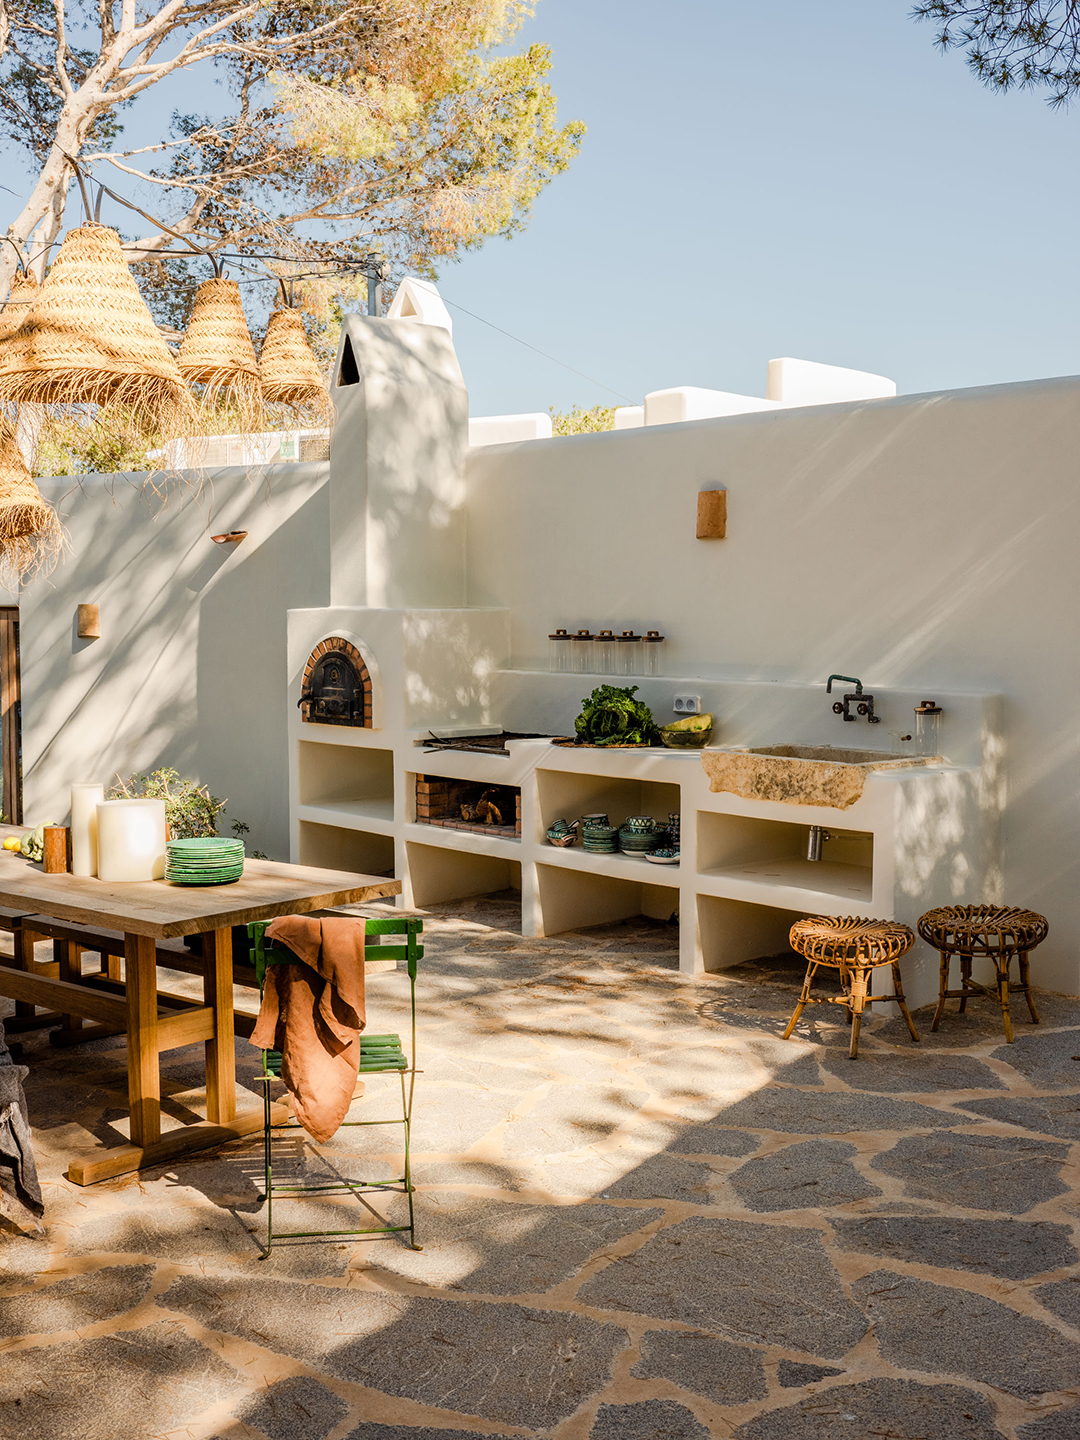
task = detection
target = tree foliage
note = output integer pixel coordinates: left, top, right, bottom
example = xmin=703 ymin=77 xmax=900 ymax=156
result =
xmin=0 ymin=0 xmax=583 ymax=298
xmin=550 ymin=404 xmax=616 ymax=435
xmin=914 ymin=1 xmax=1080 ymax=104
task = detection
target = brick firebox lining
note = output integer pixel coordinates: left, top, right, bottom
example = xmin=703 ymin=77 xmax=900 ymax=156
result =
xmin=415 ymin=775 xmax=521 ymax=840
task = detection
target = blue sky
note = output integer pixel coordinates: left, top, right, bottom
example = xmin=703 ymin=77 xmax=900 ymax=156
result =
xmin=7 ymin=1 xmax=1079 ymax=415
xmin=442 ymin=0 xmax=1080 ymax=415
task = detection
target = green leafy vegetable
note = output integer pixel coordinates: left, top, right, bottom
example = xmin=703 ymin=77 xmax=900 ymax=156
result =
xmin=574 ymin=684 xmax=661 ymax=747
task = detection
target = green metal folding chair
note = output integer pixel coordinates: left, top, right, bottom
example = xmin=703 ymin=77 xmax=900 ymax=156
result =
xmin=249 ymin=916 xmax=423 ymax=1253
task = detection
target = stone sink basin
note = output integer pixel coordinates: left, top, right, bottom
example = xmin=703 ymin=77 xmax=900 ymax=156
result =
xmin=701 ymin=744 xmax=942 ymax=811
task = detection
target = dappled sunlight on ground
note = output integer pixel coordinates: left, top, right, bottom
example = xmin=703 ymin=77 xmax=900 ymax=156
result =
xmin=2 ymin=893 xmax=1080 ymax=1439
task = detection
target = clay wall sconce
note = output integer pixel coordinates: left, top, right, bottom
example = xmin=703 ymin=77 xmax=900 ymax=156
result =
xmin=696 ymin=488 xmax=727 ymax=539
xmin=76 ymin=603 xmax=101 ymax=639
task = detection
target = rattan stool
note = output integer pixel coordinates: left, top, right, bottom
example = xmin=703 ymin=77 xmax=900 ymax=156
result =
xmin=918 ymin=904 xmax=1047 ymax=1043
xmin=784 ymin=915 xmax=919 ymax=1059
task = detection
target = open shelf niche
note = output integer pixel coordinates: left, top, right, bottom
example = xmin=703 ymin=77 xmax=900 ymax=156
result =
xmin=407 ymin=840 xmax=521 ymax=909
xmin=537 ymin=770 xmax=680 ymax=841
xmin=537 ymin=861 xmax=678 ymax=936
xmin=297 ymin=740 xmax=394 ymax=821
xmin=697 ymin=811 xmax=873 ymax=903
xmin=298 ymin=820 xmax=395 ymax=876
xmin=696 ymin=893 xmax=800 ymax=972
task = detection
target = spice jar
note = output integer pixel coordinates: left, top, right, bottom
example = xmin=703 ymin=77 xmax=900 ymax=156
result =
xmin=594 ymin=629 xmax=617 ymax=674
xmin=548 ymin=628 xmax=571 ymax=672
xmin=616 ymin=630 xmax=642 ymax=675
xmin=641 ymin=630 xmax=665 ymax=676
xmin=913 ymin=700 xmax=943 ymax=757
xmin=570 ymin=629 xmax=595 ymax=673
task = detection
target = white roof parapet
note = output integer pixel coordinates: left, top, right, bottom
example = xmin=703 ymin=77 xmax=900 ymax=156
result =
xmin=766 ymin=357 xmax=896 ymax=406
xmin=387 ymin=277 xmax=454 ymax=335
xmin=468 ymin=412 xmax=553 ymax=447
xmin=644 ymin=387 xmax=782 ymax=426
xmin=614 ymin=406 xmax=644 ymax=429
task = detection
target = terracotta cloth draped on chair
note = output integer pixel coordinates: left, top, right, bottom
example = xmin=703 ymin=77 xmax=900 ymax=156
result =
xmin=249 ymin=916 xmax=367 ymax=1142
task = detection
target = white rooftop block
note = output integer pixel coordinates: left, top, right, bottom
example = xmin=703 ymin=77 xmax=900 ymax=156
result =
xmin=766 ymin=357 xmax=896 ymax=407
xmin=468 ymin=412 xmax=553 ymax=447
xmin=387 ymin=277 xmax=453 ymax=335
xmin=614 ymin=405 xmax=644 ymax=429
xmin=644 ymin=387 xmax=782 ymax=426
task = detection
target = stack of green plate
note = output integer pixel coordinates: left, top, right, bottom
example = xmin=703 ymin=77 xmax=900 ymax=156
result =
xmin=166 ymin=836 xmax=245 ymax=885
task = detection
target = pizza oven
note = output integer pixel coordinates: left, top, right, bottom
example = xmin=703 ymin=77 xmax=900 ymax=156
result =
xmin=298 ymin=637 xmax=373 ymax=727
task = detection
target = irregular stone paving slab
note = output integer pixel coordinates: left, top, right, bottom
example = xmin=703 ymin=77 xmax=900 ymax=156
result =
xmin=162 ymin=1275 xmax=626 ymax=1432
xmin=69 ymin=1203 xmax=261 ymax=1266
xmin=667 ymin=1125 xmax=760 ymax=1157
xmin=452 ymin=1202 xmax=664 ymax=1295
xmin=734 ymin=1377 xmax=1006 ymax=1439
xmin=1017 ymin=1406 xmax=1080 ymax=1439
xmin=833 ymin=1215 xmax=1078 ymax=1280
xmin=729 ymin=1139 xmax=882 ymax=1211
xmin=591 ymin=1399 xmax=712 ymax=1439
xmin=502 ymin=1085 xmax=650 ymax=1156
xmin=631 ymin=1328 xmax=767 ymax=1404
xmin=235 ymin=1376 xmax=349 ymax=1440
xmin=871 ymin=1131 xmax=1069 ymax=1213
xmin=853 ymin=1270 xmax=1080 ymax=1398
xmin=0 ymin=1263 xmax=155 ymax=1336
xmin=605 ymin=1155 xmax=720 ymax=1204
xmin=992 ymin=1032 xmax=1080 ymax=1090
xmin=964 ymin=1094 xmax=1080 ymax=1141
xmin=0 ymin=1319 xmax=241 ymax=1440
xmin=777 ymin=1360 xmax=843 ymax=1387
xmin=0 ymin=1234 xmax=49 ymax=1286
xmin=709 ymin=1089 xmax=955 ymax=1135
xmin=339 ymin=1426 xmax=493 ymax=1439
xmin=578 ymin=1216 xmax=867 ymax=1358
xmin=877 ymin=1004 xmax=1007 ymax=1047
xmin=821 ymin=1051 xmax=1005 ymax=1093
xmin=1034 ymin=1278 xmax=1080 ymax=1329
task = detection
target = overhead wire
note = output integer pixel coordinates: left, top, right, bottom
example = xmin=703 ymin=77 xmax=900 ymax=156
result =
xmin=436 ymin=294 xmax=635 ymax=404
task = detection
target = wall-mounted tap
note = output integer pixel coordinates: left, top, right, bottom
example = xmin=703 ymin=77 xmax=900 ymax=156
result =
xmin=826 ymin=674 xmax=881 ymax=724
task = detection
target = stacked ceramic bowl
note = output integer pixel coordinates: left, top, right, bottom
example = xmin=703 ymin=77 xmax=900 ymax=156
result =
xmin=166 ymin=836 xmax=245 ymax=885
xmin=582 ymin=823 xmax=619 ymax=855
xmin=619 ymin=816 xmax=656 ymax=856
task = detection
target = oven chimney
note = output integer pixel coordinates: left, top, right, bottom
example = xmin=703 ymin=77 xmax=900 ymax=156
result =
xmin=329 ymin=311 xmax=468 ymax=609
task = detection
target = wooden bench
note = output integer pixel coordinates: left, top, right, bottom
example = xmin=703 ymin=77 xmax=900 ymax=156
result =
xmin=14 ymin=916 xmax=261 ymax=1045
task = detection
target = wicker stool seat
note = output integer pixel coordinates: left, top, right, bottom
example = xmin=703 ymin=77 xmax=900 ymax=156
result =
xmin=918 ymin=904 xmax=1047 ymax=1043
xmin=784 ymin=915 xmax=919 ymax=1059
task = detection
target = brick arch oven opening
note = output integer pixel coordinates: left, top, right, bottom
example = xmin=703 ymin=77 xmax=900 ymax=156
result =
xmin=299 ymin=638 xmax=373 ymax=727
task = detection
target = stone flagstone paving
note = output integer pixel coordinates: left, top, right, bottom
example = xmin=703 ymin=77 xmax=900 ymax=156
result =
xmin=1 ymin=893 xmax=1079 ymax=1439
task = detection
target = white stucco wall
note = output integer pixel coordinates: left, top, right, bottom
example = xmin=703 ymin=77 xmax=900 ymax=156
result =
xmin=20 ymin=463 xmax=330 ymax=859
xmin=463 ymin=376 xmax=1080 ymax=992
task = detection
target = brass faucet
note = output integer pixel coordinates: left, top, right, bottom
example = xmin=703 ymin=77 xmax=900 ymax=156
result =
xmin=826 ymin=674 xmax=881 ymax=724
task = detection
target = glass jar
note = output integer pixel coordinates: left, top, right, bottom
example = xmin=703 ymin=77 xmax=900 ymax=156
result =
xmin=616 ymin=630 xmax=642 ymax=675
xmin=913 ymin=700 xmax=943 ymax=757
xmin=641 ymin=630 xmax=665 ymax=676
xmin=548 ymin=628 xmax=571 ymax=672
xmin=570 ymin=629 xmax=594 ymax=673
xmin=594 ymin=629 xmax=617 ymax=674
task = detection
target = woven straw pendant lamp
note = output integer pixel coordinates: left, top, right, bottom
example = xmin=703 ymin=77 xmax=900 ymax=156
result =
xmin=0 ymin=224 xmax=193 ymax=435
xmin=259 ymin=306 xmax=330 ymax=422
xmin=0 ymin=270 xmax=39 ymax=343
xmin=0 ymin=423 xmax=62 ymax=581
xmin=177 ymin=277 xmax=261 ymax=428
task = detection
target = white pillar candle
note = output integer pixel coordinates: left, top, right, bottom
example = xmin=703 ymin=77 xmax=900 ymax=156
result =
xmin=96 ymin=799 xmax=167 ymax=882
xmin=70 ymin=783 xmax=105 ymax=877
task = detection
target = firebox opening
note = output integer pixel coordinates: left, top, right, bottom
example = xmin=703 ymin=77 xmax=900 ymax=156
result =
xmin=415 ymin=774 xmax=521 ymax=841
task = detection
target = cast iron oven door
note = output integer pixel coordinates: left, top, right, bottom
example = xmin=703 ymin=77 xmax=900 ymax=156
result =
xmin=299 ymin=649 xmax=367 ymax=726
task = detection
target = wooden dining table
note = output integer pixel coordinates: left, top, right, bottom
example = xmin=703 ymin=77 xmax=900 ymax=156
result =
xmin=0 ymin=829 xmax=400 ymax=1184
